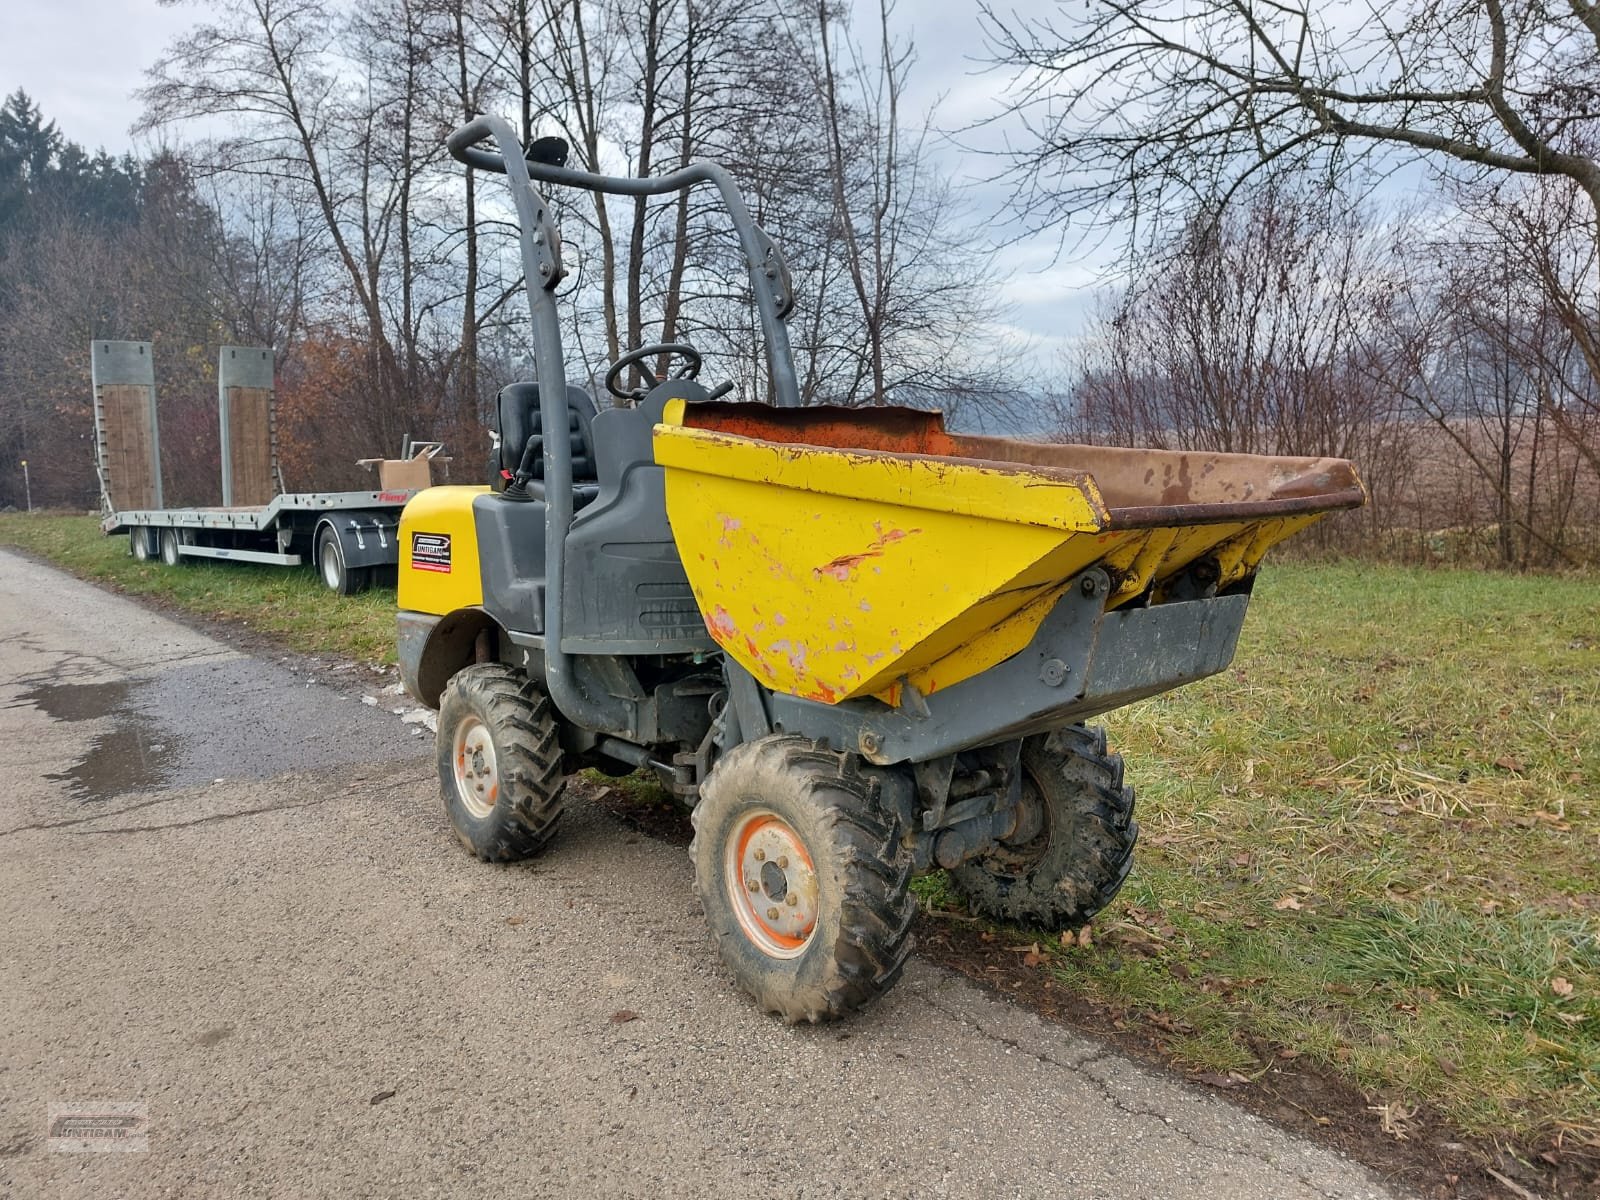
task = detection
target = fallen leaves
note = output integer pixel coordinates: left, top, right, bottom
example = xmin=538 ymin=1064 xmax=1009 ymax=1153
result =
xmin=610 ymin=1010 xmax=641 ymax=1024
xmin=1273 ymin=894 xmax=1304 ymax=911
xmin=1550 ymin=976 xmax=1574 ymax=998
xmin=1369 ymin=1100 xmax=1416 ymax=1140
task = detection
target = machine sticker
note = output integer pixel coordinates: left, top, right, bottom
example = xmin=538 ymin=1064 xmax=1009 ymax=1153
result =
xmin=411 ymin=532 xmax=452 ymax=573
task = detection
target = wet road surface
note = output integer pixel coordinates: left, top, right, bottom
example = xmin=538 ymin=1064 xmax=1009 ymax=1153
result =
xmin=0 ymin=550 xmax=1407 ymax=1199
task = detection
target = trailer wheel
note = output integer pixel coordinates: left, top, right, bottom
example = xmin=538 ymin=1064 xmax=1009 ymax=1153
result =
xmin=691 ymin=736 xmax=916 ymax=1023
xmin=159 ymin=529 xmax=185 ymax=567
xmin=316 ymin=525 xmax=370 ymax=596
xmin=130 ymin=528 xmax=154 ymax=561
xmin=949 ymin=725 xmax=1138 ymax=930
xmin=436 ymin=664 xmax=566 ymax=862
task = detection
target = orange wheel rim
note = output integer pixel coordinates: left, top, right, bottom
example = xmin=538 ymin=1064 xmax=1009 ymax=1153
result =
xmin=452 ymin=716 xmax=499 ymax=820
xmin=724 ymin=811 xmax=819 ymax=959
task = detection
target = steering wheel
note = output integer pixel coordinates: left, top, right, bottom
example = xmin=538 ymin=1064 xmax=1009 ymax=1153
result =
xmin=604 ymin=341 xmax=702 ymax=401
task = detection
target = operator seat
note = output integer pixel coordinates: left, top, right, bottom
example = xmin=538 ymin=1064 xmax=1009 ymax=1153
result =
xmin=493 ymin=382 xmax=601 ymax=508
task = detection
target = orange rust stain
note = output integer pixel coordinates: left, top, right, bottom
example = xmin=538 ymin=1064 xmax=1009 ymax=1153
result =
xmin=707 ymin=604 xmax=738 ymax=641
xmin=813 ymin=527 xmax=921 ymax=581
xmin=685 ymin=404 xmax=962 ymax=457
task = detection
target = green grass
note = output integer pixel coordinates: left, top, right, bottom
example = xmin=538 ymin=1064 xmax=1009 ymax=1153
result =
xmin=998 ymin=562 xmax=1600 ymax=1145
xmin=0 ymin=512 xmax=396 ymax=662
xmin=6 ymin=515 xmax=1596 ymax=1144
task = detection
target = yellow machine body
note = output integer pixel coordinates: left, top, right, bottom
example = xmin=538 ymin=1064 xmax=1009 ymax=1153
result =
xmin=653 ymin=400 xmax=1364 ymax=706
xmin=398 ymin=485 xmax=491 ymax=615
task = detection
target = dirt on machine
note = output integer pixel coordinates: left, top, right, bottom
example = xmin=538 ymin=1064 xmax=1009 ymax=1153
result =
xmin=395 ymin=117 xmax=1367 ymax=1022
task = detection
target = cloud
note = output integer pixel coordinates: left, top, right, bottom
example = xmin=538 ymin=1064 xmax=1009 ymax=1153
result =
xmin=0 ymin=0 xmax=195 ymax=152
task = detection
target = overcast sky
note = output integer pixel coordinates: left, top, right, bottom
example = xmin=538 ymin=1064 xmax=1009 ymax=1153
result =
xmin=0 ymin=0 xmax=1105 ymax=368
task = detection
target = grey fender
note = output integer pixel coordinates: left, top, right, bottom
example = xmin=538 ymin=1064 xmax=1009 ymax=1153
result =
xmin=317 ymin=511 xmax=400 ymax=568
xmin=398 ymin=607 xmax=506 ymax=709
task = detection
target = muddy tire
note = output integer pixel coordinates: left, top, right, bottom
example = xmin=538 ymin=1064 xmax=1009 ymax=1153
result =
xmin=436 ymin=664 xmax=566 ymax=862
xmin=691 ymin=735 xmax=916 ymax=1023
xmin=949 ymin=725 xmax=1137 ymax=929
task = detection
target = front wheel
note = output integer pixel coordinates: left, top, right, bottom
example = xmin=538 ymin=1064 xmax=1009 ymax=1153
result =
xmin=130 ymin=528 xmax=154 ymax=561
xmin=948 ymin=725 xmax=1138 ymax=929
xmin=436 ymin=664 xmax=566 ymax=861
xmin=691 ymin=736 xmax=916 ymax=1023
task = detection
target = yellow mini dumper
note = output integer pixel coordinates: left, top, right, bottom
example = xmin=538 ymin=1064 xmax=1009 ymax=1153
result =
xmin=397 ymin=117 xmax=1367 ymax=1022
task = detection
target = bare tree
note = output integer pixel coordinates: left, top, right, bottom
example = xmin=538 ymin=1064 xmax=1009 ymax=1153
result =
xmin=783 ymin=0 xmax=1018 ymax=410
xmin=1066 ymin=187 xmax=1414 ymax=549
xmin=982 ymin=1 xmax=1600 ymax=248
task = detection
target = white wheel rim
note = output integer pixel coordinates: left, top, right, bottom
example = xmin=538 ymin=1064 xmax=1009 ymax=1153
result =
xmin=452 ymin=717 xmax=499 ymax=820
xmin=724 ymin=809 xmax=819 ymax=959
xmin=321 ymin=540 xmax=342 ymax=589
xmin=162 ymin=535 xmax=178 ymax=565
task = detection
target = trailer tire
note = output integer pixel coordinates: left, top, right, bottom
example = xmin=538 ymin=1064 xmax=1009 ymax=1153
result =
xmin=316 ymin=525 xmax=370 ymax=596
xmin=949 ymin=725 xmax=1138 ymax=930
xmin=691 ymin=736 xmax=917 ymax=1023
xmin=159 ymin=528 xmax=185 ymax=567
xmin=436 ymin=664 xmax=566 ymax=862
xmin=130 ymin=528 xmax=154 ymax=561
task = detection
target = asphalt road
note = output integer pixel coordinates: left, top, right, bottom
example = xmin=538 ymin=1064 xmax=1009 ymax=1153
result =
xmin=0 ymin=549 xmax=1407 ymax=1199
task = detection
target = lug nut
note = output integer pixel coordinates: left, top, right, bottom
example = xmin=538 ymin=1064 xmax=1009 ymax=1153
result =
xmin=746 ymin=878 xmax=760 ymax=892
xmin=785 ymin=894 xmax=798 ymax=907
xmin=777 ymin=856 xmax=789 ymax=869
xmin=766 ymin=907 xmax=780 ymax=921
xmin=754 ymin=849 xmax=765 ymax=861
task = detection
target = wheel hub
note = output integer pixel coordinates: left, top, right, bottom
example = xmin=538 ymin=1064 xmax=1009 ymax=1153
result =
xmin=321 ymin=542 xmax=340 ymax=588
xmin=985 ymin=770 xmax=1050 ymax=873
xmin=725 ymin=812 xmax=818 ymax=958
xmin=453 ymin=717 xmax=499 ymax=819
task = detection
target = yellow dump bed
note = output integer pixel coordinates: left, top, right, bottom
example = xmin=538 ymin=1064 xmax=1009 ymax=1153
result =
xmin=653 ymin=401 xmax=1365 ymax=706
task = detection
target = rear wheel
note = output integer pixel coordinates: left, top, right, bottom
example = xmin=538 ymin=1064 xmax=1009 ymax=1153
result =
xmin=436 ymin=664 xmax=566 ymax=861
xmin=948 ymin=725 xmax=1138 ymax=929
xmin=316 ymin=525 xmax=370 ymax=595
xmin=159 ymin=528 xmax=184 ymax=567
xmin=691 ymin=735 xmax=916 ymax=1023
xmin=129 ymin=528 xmax=154 ymax=561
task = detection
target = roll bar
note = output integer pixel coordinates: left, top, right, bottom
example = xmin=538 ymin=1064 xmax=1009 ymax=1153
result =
xmin=445 ymin=115 xmax=801 ymax=737
xmin=445 ymin=116 xmax=801 ymax=409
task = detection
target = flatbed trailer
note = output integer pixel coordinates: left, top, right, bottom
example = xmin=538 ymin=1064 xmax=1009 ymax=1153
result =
xmin=106 ymin=491 xmax=415 ymax=593
xmin=91 ymin=341 xmax=426 ymax=594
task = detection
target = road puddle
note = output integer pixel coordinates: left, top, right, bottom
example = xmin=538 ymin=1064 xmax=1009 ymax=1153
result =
xmin=22 ymin=680 xmax=174 ymax=800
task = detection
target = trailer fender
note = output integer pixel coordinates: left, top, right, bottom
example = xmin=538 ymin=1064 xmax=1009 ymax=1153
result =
xmin=316 ymin=510 xmax=400 ymax=569
xmin=398 ymin=606 xmax=507 ymax=709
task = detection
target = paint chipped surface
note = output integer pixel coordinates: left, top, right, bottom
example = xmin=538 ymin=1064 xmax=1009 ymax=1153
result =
xmin=656 ymin=401 xmax=1363 ymax=703
xmin=813 ymin=526 xmax=921 ymax=581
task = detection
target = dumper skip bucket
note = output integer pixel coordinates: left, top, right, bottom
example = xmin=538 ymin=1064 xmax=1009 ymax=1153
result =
xmin=653 ymin=402 xmax=1365 ymax=706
